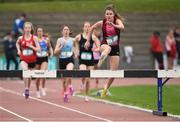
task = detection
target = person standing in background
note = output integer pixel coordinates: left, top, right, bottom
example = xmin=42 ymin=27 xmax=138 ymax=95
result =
xmin=173 ymin=27 xmax=180 ymax=65
xmin=12 ymin=13 xmax=26 ymax=38
xmin=150 ymin=31 xmax=164 ymax=69
xmin=165 ymin=29 xmax=176 ymax=69
xmin=3 ymin=32 xmax=18 ymax=70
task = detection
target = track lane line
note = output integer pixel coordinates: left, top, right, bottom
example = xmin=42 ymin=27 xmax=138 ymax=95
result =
xmin=0 ymin=87 xmax=112 ymax=122
xmin=0 ymin=106 xmax=33 ymax=122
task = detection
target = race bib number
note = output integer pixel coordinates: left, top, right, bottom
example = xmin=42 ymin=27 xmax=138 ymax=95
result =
xmin=36 ymin=51 xmax=48 ymax=57
xmin=22 ymin=49 xmax=33 ymax=56
xmin=81 ymin=52 xmax=92 ymax=60
xmin=106 ymin=35 xmax=118 ymax=45
xmin=61 ymin=51 xmax=73 ymax=57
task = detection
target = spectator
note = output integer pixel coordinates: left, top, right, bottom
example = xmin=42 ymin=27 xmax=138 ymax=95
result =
xmin=2 ymin=32 xmax=18 ymax=70
xmin=12 ymin=13 xmax=27 ymax=38
xmin=150 ymin=31 xmax=164 ymax=69
xmin=124 ymin=46 xmax=133 ymax=64
xmin=165 ymin=29 xmax=176 ymax=69
xmin=173 ymin=27 xmax=180 ymax=65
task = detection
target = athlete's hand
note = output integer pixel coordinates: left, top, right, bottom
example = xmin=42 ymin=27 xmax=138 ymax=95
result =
xmin=74 ymin=53 xmax=78 ymax=59
xmin=27 ymin=43 xmax=33 ymax=49
xmin=74 ymin=51 xmax=79 ymax=59
xmin=59 ymin=43 xmax=64 ymax=49
xmin=17 ymin=50 xmax=21 ymax=56
xmin=106 ymin=21 xmax=114 ymax=26
xmin=84 ymin=41 xmax=90 ymax=50
xmin=91 ymin=47 xmax=96 ymax=52
xmin=49 ymin=53 xmax=53 ymax=59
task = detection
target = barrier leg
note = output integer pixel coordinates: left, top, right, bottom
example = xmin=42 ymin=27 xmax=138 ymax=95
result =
xmin=153 ymin=78 xmax=167 ymax=116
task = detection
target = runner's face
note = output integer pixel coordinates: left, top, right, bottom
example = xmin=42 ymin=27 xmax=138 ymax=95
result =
xmin=105 ymin=10 xmax=114 ymax=22
xmin=83 ymin=23 xmax=90 ymax=33
xmin=62 ymin=26 xmax=70 ymax=37
xmin=37 ymin=28 xmax=43 ymax=37
xmin=24 ymin=24 xmax=32 ymax=34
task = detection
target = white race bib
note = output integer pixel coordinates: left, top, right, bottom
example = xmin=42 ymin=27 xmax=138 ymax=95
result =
xmin=60 ymin=51 xmax=73 ymax=57
xmin=23 ymin=49 xmax=33 ymax=56
xmin=106 ymin=35 xmax=118 ymax=45
xmin=81 ymin=52 xmax=92 ymax=60
xmin=36 ymin=51 xmax=48 ymax=57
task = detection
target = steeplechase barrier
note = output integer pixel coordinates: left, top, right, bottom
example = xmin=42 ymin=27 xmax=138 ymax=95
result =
xmin=0 ymin=69 xmax=180 ymax=116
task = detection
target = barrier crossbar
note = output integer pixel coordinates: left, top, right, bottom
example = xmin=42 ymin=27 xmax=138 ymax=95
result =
xmin=0 ymin=70 xmax=179 ymax=78
xmin=0 ymin=69 xmax=180 ymax=117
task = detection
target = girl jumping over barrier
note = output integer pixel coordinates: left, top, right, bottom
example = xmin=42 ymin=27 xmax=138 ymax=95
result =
xmin=85 ymin=4 xmax=124 ymax=98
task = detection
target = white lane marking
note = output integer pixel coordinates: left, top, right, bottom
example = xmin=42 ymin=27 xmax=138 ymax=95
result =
xmin=0 ymin=87 xmax=112 ymax=122
xmin=0 ymin=106 xmax=33 ymax=122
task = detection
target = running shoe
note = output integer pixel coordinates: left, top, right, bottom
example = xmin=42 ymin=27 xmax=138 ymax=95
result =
xmin=101 ymin=89 xmax=107 ymax=98
xmin=63 ymin=92 xmax=68 ymax=102
xmin=36 ymin=91 xmax=41 ymax=98
xmin=96 ymin=90 xmax=101 ymax=96
xmin=69 ymin=86 xmax=74 ymax=96
xmin=24 ymin=89 xmax=29 ymax=99
xmin=85 ymin=96 xmax=89 ymax=102
xmin=41 ymin=88 xmax=46 ymax=96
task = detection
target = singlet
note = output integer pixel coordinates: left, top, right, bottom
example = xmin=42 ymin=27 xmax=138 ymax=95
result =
xmin=58 ymin=37 xmax=74 ymax=59
xmin=79 ymin=34 xmax=94 ymax=61
xmin=19 ymin=34 xmax=37 ymax=63
xmin=102 ymin=18 xmax=120 ymax=46
xmin=36 ymin=37 xmax=49 ymax=57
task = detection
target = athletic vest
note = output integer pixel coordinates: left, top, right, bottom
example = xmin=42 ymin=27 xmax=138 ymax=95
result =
xmin=19 ymin=35 xmax=37 ymax=63
xmin=59 ymin=37 xmax=74 ymax=59
xmin=36 ymin=37 xmax=49 ymax=57
xmin=79 ymin=34 xmax=94 ymax=60
xmin=102 ymin=18 xmax=120 ymax=46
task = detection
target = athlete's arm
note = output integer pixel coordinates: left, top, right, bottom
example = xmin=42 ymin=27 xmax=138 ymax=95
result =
xmin=73 ymin=34 xmax=80 ymax=58
xmin=16 ymin=36 xmax=22 ymax=56
xmin=85 ymin=21 xmax=102 ymax=49
xmin=107 ymin=19 xmax=124 ymax=30
xmin=47 ymin=38 xmax=54 ymax=58
xmin=54 ymin=38 xmax=61 ymax=55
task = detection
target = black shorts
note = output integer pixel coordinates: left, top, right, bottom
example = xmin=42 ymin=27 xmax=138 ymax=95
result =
xmin=28 ymin=62 xmax=36 ymax=69
xmin=109 ymin=45 xmax=120 ymax=56
xmin=93 ymin=60 xmax=99 ymax=65
xmin=59 ymin=57 xmax=74 ymax=69
xmin=166 ymin=51 xmax=171 ymax=58
xmin=79 ymin=59 xmax=94 ymax=66
xmin=20 ymin=60 xmax=36 ymax=69
xmin=36 ymin=57 xmax=48 ymax=65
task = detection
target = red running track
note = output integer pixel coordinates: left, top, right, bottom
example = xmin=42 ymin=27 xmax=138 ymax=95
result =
xmin=0 ymin=78 xmax=180 ymax=122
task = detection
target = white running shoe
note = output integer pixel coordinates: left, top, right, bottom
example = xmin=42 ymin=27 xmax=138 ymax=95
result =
xmin=41 ymin=88 xmax=46 ymax=96
xmin=85 ymin=96 xmax=89 ymax=102
xmin=36 ymin=91 xmax=41 ymax=98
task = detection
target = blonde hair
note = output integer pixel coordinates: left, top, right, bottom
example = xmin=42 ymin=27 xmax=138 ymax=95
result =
xmin=104 ymin=4 xmax=124 ymax=23
xmin=24 ymin=22 xmax=34 ymax=34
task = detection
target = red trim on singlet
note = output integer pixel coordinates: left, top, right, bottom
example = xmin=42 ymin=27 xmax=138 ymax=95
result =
xmin=19 ymin=35 xmax=37 ymax=63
